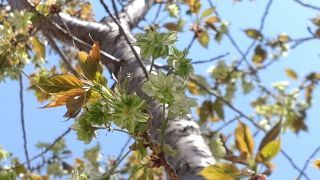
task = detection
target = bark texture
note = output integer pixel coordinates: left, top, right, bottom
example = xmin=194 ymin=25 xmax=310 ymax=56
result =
xmin=8 ymin=0 xmax=215 ymax=179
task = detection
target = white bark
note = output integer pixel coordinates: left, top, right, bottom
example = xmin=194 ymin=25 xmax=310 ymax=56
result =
xmin=8 ymin=0 xmax=215 ymax=179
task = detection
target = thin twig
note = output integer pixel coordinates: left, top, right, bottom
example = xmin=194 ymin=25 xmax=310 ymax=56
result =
xmin=116 ymin=136 xmax=132 ymax=162
xmin=45 ymin=34 xmax=80 ymax=76
xmin=192 ymin=52 xmax=230 ymax=64
xmin=19 ymin=73 xmax=31 ymax=170
xmin=293 ymin=0 xmax=320 ymax=11
xmin=23 ymin=127 xmax=71 ymax=165
xmin=297 ymin=145 xmax=320 ymax=179
xmin=187 ymin=35 xmax=196 ymax=50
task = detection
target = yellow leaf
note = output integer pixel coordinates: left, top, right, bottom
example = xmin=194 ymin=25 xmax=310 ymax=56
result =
xmin=313 ymin=159 xmax=320 ymax=169
xmin=252 ymin=45 xmax=267 ymax=65
xmin=30 ymin=37 xmax=45 ymax=59
xmin=37 ymin=74 xmax=83 ymax=93
xmin=77 ymin=45 xmax=103 ymax=81
xmin=258 ymin=121 xmax=281 ymax=151
xmin=260 ymin=139 xmax=281 ymax=161
xmin=188 ymin=81 xmax=200 ymax=95
xmin=278 ymin=33 xmax=290 ymax=43
xmin=235 ymin=122 xmax=255 ymax=157
xmin=244 ymin=29 xmax=263 ymax=40
xmin=89 ymin=41 xmax=100 ymax=62
xmin=206 ymin=16 xmax=220 ymax=24
xmin=201 ymin=7 xmax=215 ymax=19
xmin=198 ymin=31 xmax=210 ymax=48
xmin=199 ymin=163 xmax=240 ymax=180
xmin=285 ymin=68 xmax=298 ymax=80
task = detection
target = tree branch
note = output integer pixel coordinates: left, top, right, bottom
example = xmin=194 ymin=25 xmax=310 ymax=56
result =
xmin=19 ymin=73 xmax=31 ymax=170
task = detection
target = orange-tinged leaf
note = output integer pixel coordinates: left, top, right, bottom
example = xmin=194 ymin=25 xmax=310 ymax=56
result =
xmin=77 ymin=47 xmax=103 ymax=81
xmin=285 ymin=68 xmax=298 ymax=80
xmin=89 ymin=42 xmax=100 ymax=61
xmin=313 ymin=159 xmax=320 ymax=169
xmin=206 ymin=16 xmax=220 ymax=24
xmin=64 ymin=91 xmax=86 ymax=118
xmin=43 ymin=88 xmax=85 ymax=108
xmin=235 ymin=122 xmax=255 ymax=157
xmin=37 ymin=74 xmax=83 ymax=93
xmin=77 ymin=51 xmax=89 ymax=62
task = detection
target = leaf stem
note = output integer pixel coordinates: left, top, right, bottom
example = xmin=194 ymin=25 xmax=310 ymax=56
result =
xmin=149 ymin=57 xmax=155 ymax=74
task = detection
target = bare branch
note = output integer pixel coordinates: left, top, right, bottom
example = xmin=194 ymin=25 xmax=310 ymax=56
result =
xmin=293 ymin=0 xmax=320 ymax=11
xmin=99 ymin=0 xmax=149 ymax=78
xmin=297 ymin=145 xmax=320 ymax=179
xmin=122 ymin=0 xmax=155 ymax=28
xmin=23 ymin=127 xmax=71 ymax=166
xmin=19 ymin=73 xmax=31 ymax=170
xmin=192 ymin=53 xmax=230 ymax=65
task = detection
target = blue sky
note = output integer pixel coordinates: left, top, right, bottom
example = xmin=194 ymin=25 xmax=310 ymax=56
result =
xmin=1 ymin=0 xmax=320 ymax=179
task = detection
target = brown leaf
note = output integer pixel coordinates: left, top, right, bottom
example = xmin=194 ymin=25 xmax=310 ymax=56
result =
xmin=43 ymin=88 xmax=85 ymax=108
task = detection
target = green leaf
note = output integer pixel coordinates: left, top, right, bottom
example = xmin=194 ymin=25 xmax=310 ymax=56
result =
xmin=201 ymin=7 xmax=215 ymax=19
xmin=235 ymin=122 xmax=255 ymax=157
xmin=135 ymin=30 xmax=177 ymax=59
xmin=36 ymin=74 xmax=83 ymax=93
xmin=258 ymin=121 xmax=281 ymax=151
xmin=198 ymin=31 xmax=210 ymax=48
xmin=84 ymin=144 xmax=101 ymax=168
xmin=110 ymin=89 xmax=149 ymax=133
xmin=199 ymin=163 xmax=241 ymax=180
xmin=0 ymin=146 xmax=10 ymax=161
xmin=72 ymin=117 xmax=96 ymax=144
xmin=260 ymin=139 xmax=281 ymax=161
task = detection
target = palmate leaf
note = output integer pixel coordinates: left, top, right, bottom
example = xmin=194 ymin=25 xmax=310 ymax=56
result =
xmin=110 ymin=89 xmax=149 ymax=133
xmin=135 ymin=30 xmax=177 ymax=59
